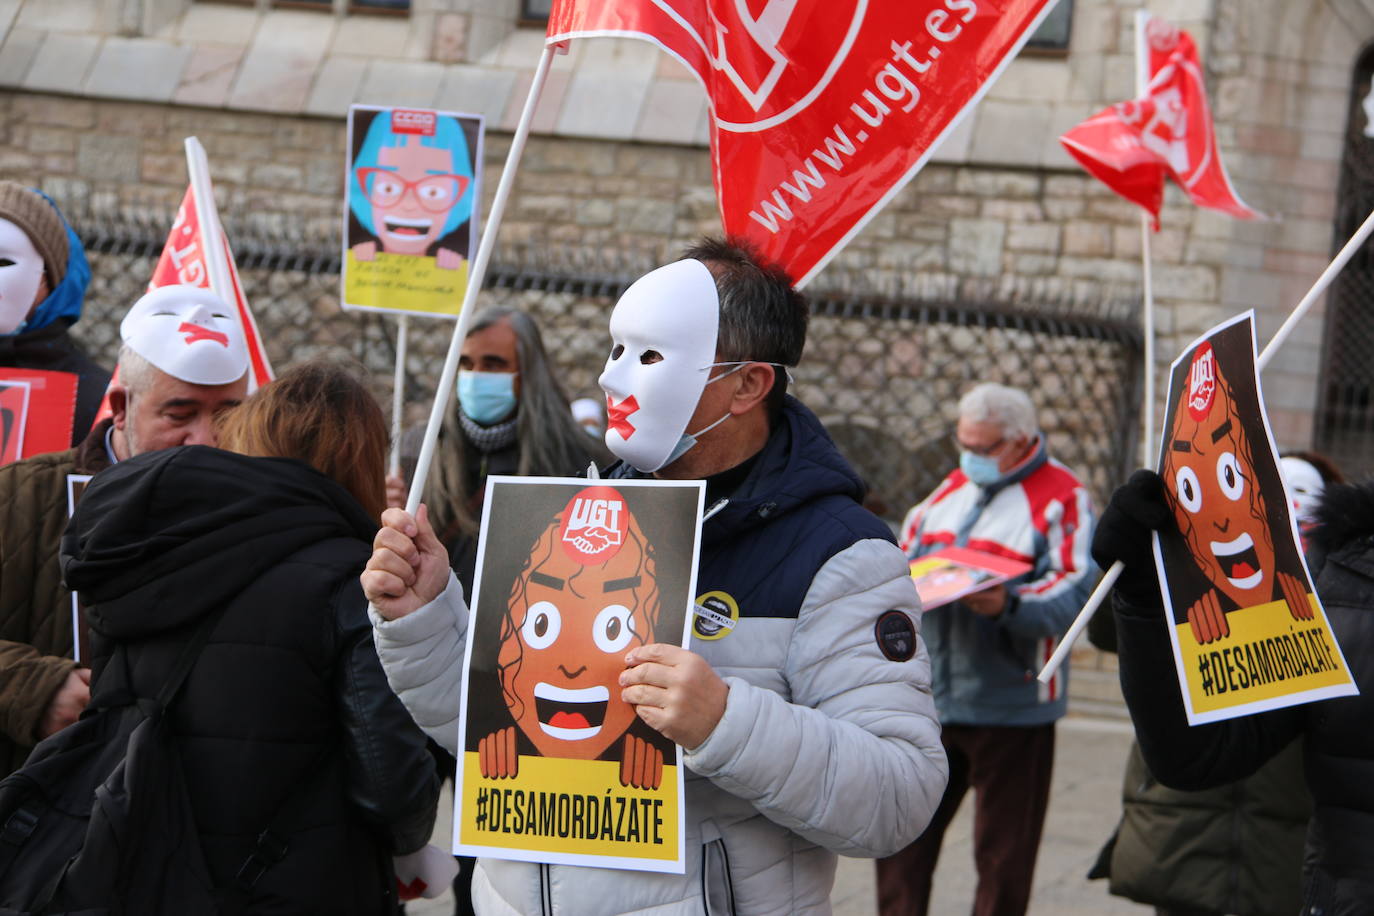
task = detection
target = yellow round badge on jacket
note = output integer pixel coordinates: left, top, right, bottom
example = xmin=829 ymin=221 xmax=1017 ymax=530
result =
xmin=692 ymin=591 xmax=739 ymax=641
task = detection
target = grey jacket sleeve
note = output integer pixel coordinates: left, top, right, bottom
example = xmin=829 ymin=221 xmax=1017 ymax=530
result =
xmin=368 ymin=570 xmax=470 ymax=756
xmin=684 ymin=538 xmax=948 ymax=858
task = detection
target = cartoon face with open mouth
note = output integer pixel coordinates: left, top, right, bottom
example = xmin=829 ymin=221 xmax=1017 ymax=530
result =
xmin=359 ymin=136 xmax=468 ymax=256
xmin=347 ymin=110 xmax=474 ymax=267
xmin=493 ymin=486 xmax=661 ymax=765
xmin=1160 ymin=341 xmax=1315 ymax=644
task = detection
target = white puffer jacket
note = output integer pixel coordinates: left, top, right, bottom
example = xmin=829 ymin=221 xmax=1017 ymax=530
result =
xmin=372 ymin=536 xmax=945 ymax=915
xmin=374 ymin=399 xmax=947 ymax=913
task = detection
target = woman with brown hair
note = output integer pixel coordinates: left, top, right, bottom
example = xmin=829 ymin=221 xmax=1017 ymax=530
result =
xmin=60 ymin=361 xmax=438 ymax=913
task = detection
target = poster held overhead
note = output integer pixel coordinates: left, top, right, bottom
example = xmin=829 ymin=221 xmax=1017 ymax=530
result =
xmin=1151 ymin=313 xmax=1356 ymax=724
xmin=454 ymin=477 xmax=705 ymax=873
xmin=342 ymin=105 xmax=484 ymax=318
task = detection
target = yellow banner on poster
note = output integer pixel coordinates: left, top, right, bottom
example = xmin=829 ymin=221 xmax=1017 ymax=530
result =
xmin=1177 ymin=594 xmax=1351 ymax=716
xmin=458 ymin=754 xmax=679 ymax=863
xmin=343 ymin=251 xmax=468 ymax=317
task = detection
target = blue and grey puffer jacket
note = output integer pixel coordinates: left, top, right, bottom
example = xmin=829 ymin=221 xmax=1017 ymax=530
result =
xmin=372 ymin=397 xmax=948 ymax=915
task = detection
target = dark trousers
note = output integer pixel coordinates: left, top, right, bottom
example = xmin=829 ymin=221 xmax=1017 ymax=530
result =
xmin=876 ymin=722 xmax=1055 ymax=916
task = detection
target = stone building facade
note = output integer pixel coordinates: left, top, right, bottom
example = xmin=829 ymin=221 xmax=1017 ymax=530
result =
xmin=0 ymin=0 xmax=1371 ymax=482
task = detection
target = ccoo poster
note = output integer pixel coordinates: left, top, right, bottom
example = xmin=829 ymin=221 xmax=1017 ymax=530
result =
xmin=1153 ymin=312 xmax=1357 ymax=724
xmin=342 ymin=105 xmax=484 ymax=317
xmin=454 ymin=477 xmax=705 ymax=872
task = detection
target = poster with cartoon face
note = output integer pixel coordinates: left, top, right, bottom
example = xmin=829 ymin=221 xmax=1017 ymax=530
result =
xmin=0 ymin=380 xmax=30 ymax=465
xmin=1154 ymin=312 xmax=1356 ymax=724
xmin=341 ymin=105 xmax=483 ymax=317
xmin=455 ymin=477 xmax=704 ymax=872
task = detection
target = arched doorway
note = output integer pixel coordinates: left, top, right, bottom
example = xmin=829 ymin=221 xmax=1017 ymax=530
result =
xmin=1316 ymin=42 xmax=1374 ymax=475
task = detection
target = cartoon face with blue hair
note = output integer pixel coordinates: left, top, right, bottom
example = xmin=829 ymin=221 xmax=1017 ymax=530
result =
xmin=349 ymin=111 xmax=474 ymax=268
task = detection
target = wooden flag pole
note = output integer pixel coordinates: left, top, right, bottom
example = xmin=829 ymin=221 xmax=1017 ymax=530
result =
xmin=1038 ymin=204 xmax=1374 ymax=684
xmin=403 ymin=45 xmax=556 ymax=517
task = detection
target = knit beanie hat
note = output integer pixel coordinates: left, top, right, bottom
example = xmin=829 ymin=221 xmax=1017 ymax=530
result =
xmin=0 ymin=182 xmax=68 ymax=289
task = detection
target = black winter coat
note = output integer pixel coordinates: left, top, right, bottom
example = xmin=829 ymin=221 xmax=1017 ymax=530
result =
xmin=60 ymin=446 xmax=439 ymax=914
xmin=1115 ymin=480 xmax=1374 ymax=915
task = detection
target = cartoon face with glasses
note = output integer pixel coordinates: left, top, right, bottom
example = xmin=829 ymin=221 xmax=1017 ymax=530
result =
xmin=347 ymin=110 xmax=475 ymax=270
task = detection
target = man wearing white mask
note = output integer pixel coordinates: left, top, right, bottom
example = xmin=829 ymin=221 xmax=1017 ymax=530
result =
xmin=0 ymin=284 xmax=248 ymax=777
xmin=878 ymin=382 xmax=1094 ymax=916
xmin=0 ymin=182 xmax=109 ymax=446
xmin=363 ymin=238 xmax=947 ymax=915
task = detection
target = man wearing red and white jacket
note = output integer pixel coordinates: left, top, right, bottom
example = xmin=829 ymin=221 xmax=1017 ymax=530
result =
xmin=876 ymin=382 xmax=1095 ymax=916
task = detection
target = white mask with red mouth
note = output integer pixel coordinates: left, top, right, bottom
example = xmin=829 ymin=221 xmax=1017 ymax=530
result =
xmin=0 ymin=219 xmax=46 ymax=335
xmin=599 ymin=259 xmax=722 ymax=473
xmin=120 ymin=285 xmax=249 ymax=385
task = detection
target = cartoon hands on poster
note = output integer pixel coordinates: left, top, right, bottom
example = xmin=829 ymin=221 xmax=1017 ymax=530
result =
xmin=342 ymin=106 xmax=483 ymax=317
xmin=620 ymin=734 xmax=663 ymax=790
xmin=493 ymin=486 xmax=664 ymax=786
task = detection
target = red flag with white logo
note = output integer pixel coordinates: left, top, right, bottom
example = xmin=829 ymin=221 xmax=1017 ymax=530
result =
xmin=148 ymin=187 xmax=273 ymax=389
xmin=90 ymin=184 xmax=273 ymax=428
xmin=1059 ymin=15 xmax=1262 ymax=225
xmin=547 ymin=0 xmax=1060 ymax=285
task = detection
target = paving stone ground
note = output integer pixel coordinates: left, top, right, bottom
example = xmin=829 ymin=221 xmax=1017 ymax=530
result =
xmin=410 ymin=715 xmax=1151 ymax=916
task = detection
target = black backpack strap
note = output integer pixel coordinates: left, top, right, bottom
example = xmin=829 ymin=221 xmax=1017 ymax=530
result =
xmin=216 ymin=743 xmax=335 ymax=916
xmin=154 ymin=605 xmax=233 ymax=712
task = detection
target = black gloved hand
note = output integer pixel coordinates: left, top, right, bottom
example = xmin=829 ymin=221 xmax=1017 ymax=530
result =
xmin=1091 ymin=469 xmax=1173 ymax=608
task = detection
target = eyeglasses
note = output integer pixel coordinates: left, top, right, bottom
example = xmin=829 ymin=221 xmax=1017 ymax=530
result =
xmin=953 ymin=434 xmax=1007 ymax=458
xmin=355 ymin=168 xmax=471 ymax=213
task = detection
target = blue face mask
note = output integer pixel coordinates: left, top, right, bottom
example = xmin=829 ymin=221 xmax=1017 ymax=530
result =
xmin=960 ymin=449 xmax=1004 ymax=487
xmin=457 ymin=370 xmax=517 ymax=425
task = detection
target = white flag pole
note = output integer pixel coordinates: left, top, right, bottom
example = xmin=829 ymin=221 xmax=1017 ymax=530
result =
xmin=1038 ymin=204 xmax=1374 ymax=684
xmin=391 ymin=314 xmax=409 ymax=477
xmin=1134 ymin=9 xmax=1155 ymax=467
xmin=402 ymin=45 xmax=557 ymax=517
xmin=184 ymin=137 xmax=234 ymax=308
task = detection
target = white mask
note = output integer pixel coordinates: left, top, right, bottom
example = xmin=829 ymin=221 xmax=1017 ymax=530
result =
xmin=1280 ymin=456 xmax=1325 ymax=525
xmin=599 ymin=259 xmax=719 ymax=473
xmin=0 ymin=219 xmax=46 ymax=334
xmin=120 ymin=285 xmax=249 ymax=385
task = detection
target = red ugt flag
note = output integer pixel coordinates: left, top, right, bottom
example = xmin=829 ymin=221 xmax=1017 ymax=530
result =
xmin=149 ymin=187 xmax=273 ymax=390
xmin=548 ymin=0 xmax=1060 ymax=285
xmin=90 ymin=186 xmax=273 ymax=428
xmin=1059 ymin=15 xmax=1262 ymax=226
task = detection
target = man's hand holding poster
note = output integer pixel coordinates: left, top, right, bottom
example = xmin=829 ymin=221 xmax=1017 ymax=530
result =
xmin=455 ymin=477 xmax=705 ymax=872
xmin=1154 ymin=313 xmax=1356 ymax=724
xmin=342 ymin=105 xmax=484 ymax=317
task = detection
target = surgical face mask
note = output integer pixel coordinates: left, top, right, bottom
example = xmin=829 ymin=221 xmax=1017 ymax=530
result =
xmin=960 ymin=449 xmax=1003 ymax=487
xmin=1280 ymin=456 xmax=1325 ymax=524
xmin=0 ymin=219 xmax=45 ymax=335
xmin=457 ymin=370 xmax=517 ymax=425
xmin=657 ymin=362 xmax=749 ymax=467
xmin=599 ymin=259 xmax=720 ymax=472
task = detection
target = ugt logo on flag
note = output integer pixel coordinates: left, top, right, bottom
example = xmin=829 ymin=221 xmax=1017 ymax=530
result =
xmin=549 ymin=0 xmax=1059 ymax=285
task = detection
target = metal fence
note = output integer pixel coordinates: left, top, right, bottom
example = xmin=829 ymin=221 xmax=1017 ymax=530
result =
xmin=68 ymin=205 xmax=1143 ymax=520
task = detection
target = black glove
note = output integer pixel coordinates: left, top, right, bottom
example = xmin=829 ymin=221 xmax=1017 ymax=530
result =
xmin=1091 ymin=469 xmax=1172 ymax=608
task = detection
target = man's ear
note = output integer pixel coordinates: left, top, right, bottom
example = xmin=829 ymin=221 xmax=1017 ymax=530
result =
xmin=729 ymin=363 xmax=776 ymax=416
xmin=109 ymin=386 xmax=130 ymax=431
